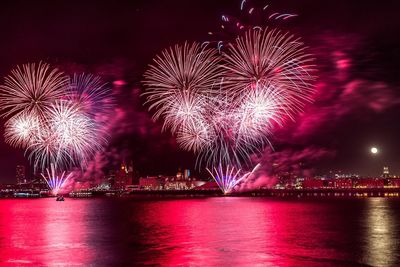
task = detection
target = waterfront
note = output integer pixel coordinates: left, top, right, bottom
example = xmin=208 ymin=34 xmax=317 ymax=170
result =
xmin=0 ymin=198 xmax=399 ymax=266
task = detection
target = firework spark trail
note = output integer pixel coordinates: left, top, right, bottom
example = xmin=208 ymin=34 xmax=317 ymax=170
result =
xmin=206 ymin=163 xmax=260 ymax=194
xmin=0 ymin=62 xmax=68 ymax=119
xmin=208 ymin=1 xmax=298 ymax=44
xmin=207 ymin=165 xmax=242 ymax=194
xmin=41 ymin=164 xmax=72 ymax=195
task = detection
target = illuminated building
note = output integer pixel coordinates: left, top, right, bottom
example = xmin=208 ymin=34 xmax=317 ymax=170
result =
xmin=139 ymin=176 xmax=163 ymax=190
xmin=302 ymin=178 xmax=324 ymax=189
xmin=193 ymin=181 xmax=219 ymax=190
xmin=354 ymin=178 xmax=384 ymax=188
xmin=184 ymin=169 xmax=190 ymax=180
xmin=383 ymin=166 xmax=390 ymax=178
xmin=128 ymin=161 xmax=138 ymax=185
xmin=335 ymin=173 xmax=359 ymax=178
xmin=115 ymin=162 xmax=131 ymax=189
xmin=16 ymin=165 xmax=26 ymax=185
xmin=137 ymin=174 xmax=206 ymax=190
xmin=107 ymin=170 xmax=116 ymax=188
xmin=164 ymin=180 xmax=189 ymax=190
xmin=334 ymin=178 xmax=353 ymax=189
xmin=176 ymin=168 xmax=183 ymax=180
xmin=163 ymin=177 xmax=204 ymax=190
xmin=386 ymin=178 xmax=400 ymax=187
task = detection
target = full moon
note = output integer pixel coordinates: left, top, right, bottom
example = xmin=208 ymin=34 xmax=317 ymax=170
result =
xmin=371 ymin=147 xmax=378 ymax=154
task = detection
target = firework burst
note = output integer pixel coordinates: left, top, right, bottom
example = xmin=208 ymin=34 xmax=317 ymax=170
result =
xmin=235 ymin=84 xmax=289 ymax=144
xmin=223 ymin=28 xmax=316 ymax=109
xmin=143 ymin=28 xmax=316 ymax=169
xmin=0 ymin=62 xmax=112 ymax=173
xmin=143 ymin=42 xmax=222 ymax=133
xmin=0 ymin=62 xmax=68 ymax=119
xmin=28 ymin=100 xmax=104 ymax=171
xmin=67 ymin=73 xmax=113 ymax=119
xmin=4 ymin=112 xmax=41 ymax=149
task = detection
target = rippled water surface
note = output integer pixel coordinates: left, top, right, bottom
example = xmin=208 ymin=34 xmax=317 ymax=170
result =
xmin=0 ymin=197 xmax=399 ymax=266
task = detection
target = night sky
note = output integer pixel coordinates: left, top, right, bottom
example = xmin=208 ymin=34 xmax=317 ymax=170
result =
xmin=0 ymin=0 xmax=399 ymax=183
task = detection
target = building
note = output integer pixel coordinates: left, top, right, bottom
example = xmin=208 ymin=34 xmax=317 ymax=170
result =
xmin=194 ymin=181 xmax=219 ymax=190
xmin=16 ymin=165 xmax=26 ymax=185
xmin=383 ymin=166 xmax=390 ymax=178
xmin=176 ymin=168 xmax=183 ymax=180
xmin=128 ymin=161 xmax=138 ymax=185
xmin=184 ymin=169 xmax=190 ymax=180
xmin=385 ymin=178 xmax=400 ymax=187
xmin=139 ymin=176 xmax=163 ymax=190
xmin=109 ymin=160 xmax=136 ymax=189
xmin=334 ymin=178 xmax=353 ymax=189
xmin=106 ymin=170 xmax=116 ymax=188
xmin=354 ymin=178 xmax=384 ymax=188
xmin=115 ymin=162 xmax=130 ymax=189
xmin=302 ymin=178 xmax=324 ymax=189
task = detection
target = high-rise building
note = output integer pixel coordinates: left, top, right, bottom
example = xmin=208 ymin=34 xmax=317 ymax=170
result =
xmin=184 ymin=169 xmax=190 ymax=180
xmin=176 ymin=168 xmax=183 ymax=180
xmin=127 ymin=161 xmax=135 ymax=185
xmin=383 ymin=166 xmax=390 ymax=178
xmin=114 ymin=161 xmax=134 ymax=189
xmin=107 ymin=170 xmax=116 ymax=188
xmin=16 ymin=165 xmax=26 ymax=185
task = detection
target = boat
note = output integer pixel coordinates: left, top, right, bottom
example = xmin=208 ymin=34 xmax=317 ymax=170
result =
xmin=56 ymin=196 xmax=65 ymax=201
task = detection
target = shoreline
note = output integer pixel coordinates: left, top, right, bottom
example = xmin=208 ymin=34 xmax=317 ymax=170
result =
xmin=2 ymin=188 xmax=400 ymax=199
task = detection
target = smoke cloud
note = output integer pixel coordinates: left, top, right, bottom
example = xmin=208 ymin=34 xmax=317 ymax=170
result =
xmin=243 ymin=32 xmax=400 ymax=188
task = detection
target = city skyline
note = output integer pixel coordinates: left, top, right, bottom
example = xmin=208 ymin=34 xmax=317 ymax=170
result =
xmin=0 ymin=0 xmax=398 ymax=182
xmin=0 ymin=1 xmax=399 ymax=266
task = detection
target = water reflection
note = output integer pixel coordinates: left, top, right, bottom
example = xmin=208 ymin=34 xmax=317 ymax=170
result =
xmin=363 ymin=198 xmax=398 ymax=266
xmin=0 ymin=198 xmax=398 ymax=266
xmin=0 ymin=199 xmax=95 ymax=265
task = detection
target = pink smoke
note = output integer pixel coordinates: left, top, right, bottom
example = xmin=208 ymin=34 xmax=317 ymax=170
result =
xmin=242 ymin=32 xmax=399 ymax=189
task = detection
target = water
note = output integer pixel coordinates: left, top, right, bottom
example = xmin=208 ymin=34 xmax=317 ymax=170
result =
xmin=0 ymin=197 xmax=399 ymax=266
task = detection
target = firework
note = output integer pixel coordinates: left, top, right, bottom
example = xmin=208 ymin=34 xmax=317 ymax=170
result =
xmin=41 ymin=164 xmax=72 ymax=195
xmin=178 ymin=84 xmax=289 ymax=169
xmin=4 ymin=112 xmax=41 ymax=148
xmin=143 ymin=42 xmax=222 ymax=133
xmin=48 ymin=100 xmax=98 ymax=153
xmin=28 ymin=127 xmax=67 ymax=172
xmin=206 ymin=163 xmax=260 ymax=194
xmin=176 ymin=117 xmax=213 ymax=153
xmin=0 ymin=61 xmax=112 ymax=172
xmin=143 ymin=24 xmax=316 ymax=176
xmin=143 ymin=27 xmax=316 ymax=169
xmin=28 ymin=100 xmax=104 ymax=171
xmin=0 ymin=62 xmax=68 ymax=119
xmin=207 ymin=164 xmax=242 ymax=194
xmin=67 ymin=73 xmax=113 ymax=119
xmin=207 ymin=1 xmax=298 ymax=48
xmin=223 ymin=28 xmax=316 ymax=109
xmin=235 ymin=84 xmax=288 ymax=144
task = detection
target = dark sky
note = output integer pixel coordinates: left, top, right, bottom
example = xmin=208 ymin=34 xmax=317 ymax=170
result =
xmin=0 ymin=0 xmax=399 ymax=182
